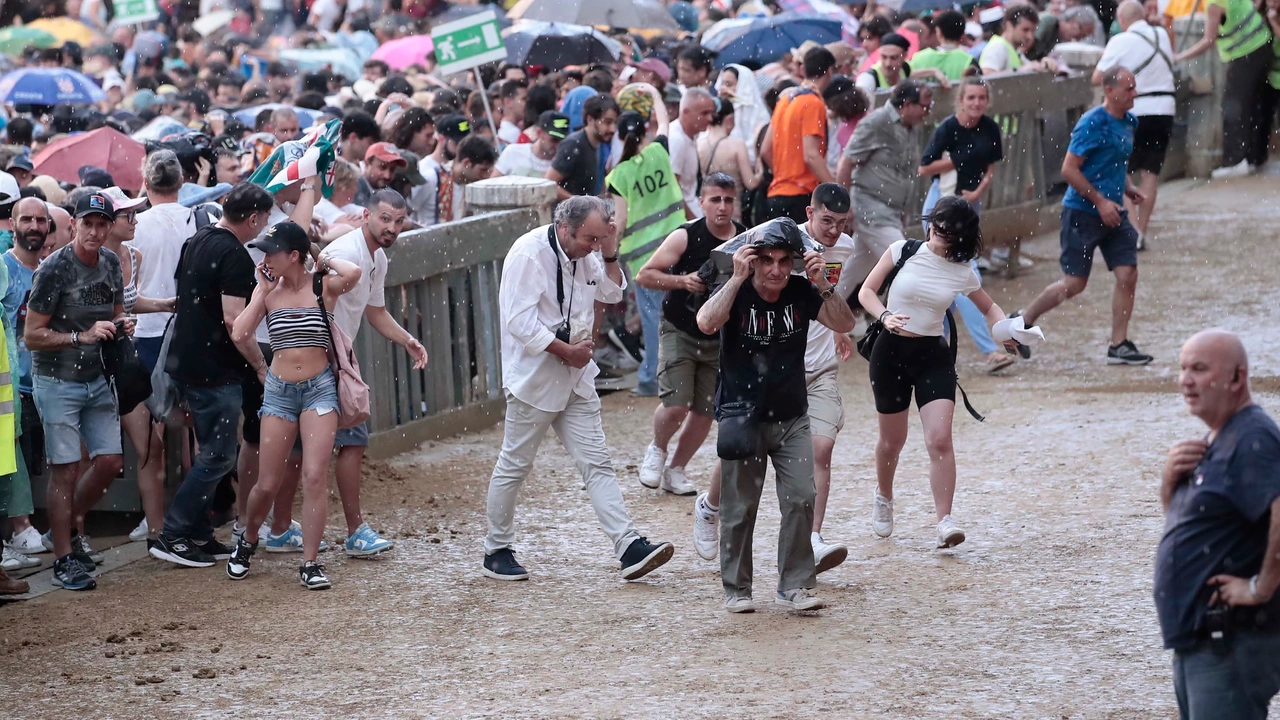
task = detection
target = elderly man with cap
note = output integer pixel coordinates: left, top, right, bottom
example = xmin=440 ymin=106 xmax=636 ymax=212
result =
xmin=25 ymin=191 xmax=132 ymax=591
xmin=5 ymin=157 xmax=33 ymax=189
xmin=495 ymin=111 xmax=570 ymax=179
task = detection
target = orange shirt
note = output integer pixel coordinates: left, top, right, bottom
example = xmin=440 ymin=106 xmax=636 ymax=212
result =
xmin=768 ymin=88 xmax=828 ymax=198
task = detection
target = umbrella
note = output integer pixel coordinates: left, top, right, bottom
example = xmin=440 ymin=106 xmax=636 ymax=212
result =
xmin=279 ymin=47 xmax=365 ymax=81
xmin=370 ymin=35 xmax=435 ymax=71
xmin=509 ymin=0 xmax=677 ymax=31
xmin=433 ymin=3 xmax=514 ymax=29
xmin=503 ymin=21 xmax=621 ymax=70
xmin=0 ymin=27 xmax=59 ymax=58
xmin=0 ymin=67 xmax=106 ymax=105
xmin=26 ymin=17 xmax=99 ymax=47
xmin=701 ymin=12 xmax=843 ymax=67
xmin=633 ymin=0 xmax=684 ymax=32
xmin=838 ymin=0 xmax=955 ymax=9
xmin=232 ymin=104 xmax=321 ymax=129
xmin=33 ymin=127 xmax=146 ymax=192
xmin=776 ymin=0 xmax=859 ymax=44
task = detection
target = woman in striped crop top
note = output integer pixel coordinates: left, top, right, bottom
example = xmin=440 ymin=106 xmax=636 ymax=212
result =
xmin=231 ymin=221 xmax=361 ymax=590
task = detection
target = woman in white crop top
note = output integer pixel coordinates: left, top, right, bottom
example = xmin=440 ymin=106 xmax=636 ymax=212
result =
xmin=856 ymin=197 xmax=1016 ymax=550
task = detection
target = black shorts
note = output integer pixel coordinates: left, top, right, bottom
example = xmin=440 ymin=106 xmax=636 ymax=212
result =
xmin=240 ymin=342 xmax=273 ymax=445
xmin=765 ymin=194 xmax=810 ymax=224
xmin=868 ymin=333 xmax=956 ymax=415
xmin=1128 ymin=114 xmax=1174 ymax=175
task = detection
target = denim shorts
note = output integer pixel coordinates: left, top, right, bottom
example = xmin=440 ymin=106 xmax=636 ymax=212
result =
xmin=259 ymin=366 xmax=339 ymax=423
xmin=334 ymin=421 xmax=369 ymax=448
xmin=32 ymin=374 xmax=123 ymax=465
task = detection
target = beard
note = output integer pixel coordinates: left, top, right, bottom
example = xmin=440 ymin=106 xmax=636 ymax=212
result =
xmin=14 ymin=229 xmax=47 ymax=253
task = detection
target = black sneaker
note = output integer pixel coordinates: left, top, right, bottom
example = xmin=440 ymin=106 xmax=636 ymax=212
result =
xmin=197 ymin=538 xmax=234 ymax=560
xmin=299 ymin=561 xmax=331 ymax=590
xmin=619 ymin=537 xmax=674 ymax=581
xmin=1108 ymin=339 xmax=1154 ymax=366
xmin=226 ymin=538 xmax=256 ymax=580
xmin=51 ymin=555 xmax=96 ymax=591
xmin=607 ymin=326 xmax=645 ymax=364
xmin=148 ymin=535 xmax=216 ymax=568
xmin=481 ymin=548 xmax=530 ymax=581
xmin=1007 ymin=311 xmax=1033 ymax=359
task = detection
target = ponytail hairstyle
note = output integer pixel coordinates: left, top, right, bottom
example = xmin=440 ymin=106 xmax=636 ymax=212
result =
xmin=616 ymin=110 xmax=648 ymax=164
xmin=925 ymin=195 xmax=983 ymax=263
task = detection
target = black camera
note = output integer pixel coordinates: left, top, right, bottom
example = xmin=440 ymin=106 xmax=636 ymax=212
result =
xmin=554 ymin=322 xmax=572 ymax=345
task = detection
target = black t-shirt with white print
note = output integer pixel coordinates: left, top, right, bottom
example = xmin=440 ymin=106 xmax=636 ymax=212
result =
xmin=716 ymin=275 xmax=824 ymax=423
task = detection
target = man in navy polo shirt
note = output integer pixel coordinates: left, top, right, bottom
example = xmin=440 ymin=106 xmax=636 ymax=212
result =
xmin=1017 ymin=66 xmax=1153 ymax=366
xmin=1155 ymin=329 xmax=1280 ymax=719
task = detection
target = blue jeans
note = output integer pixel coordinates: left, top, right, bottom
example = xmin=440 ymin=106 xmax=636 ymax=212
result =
xmin=161 ymin=383 xmax=243 ymax=543
xmin=635 ymin=285 xmax=663 ymax=392
xmin=1173 ymin=633 xmax=1280 ymax=720
xmin=922 ymin=180 xmax=997 ymax=355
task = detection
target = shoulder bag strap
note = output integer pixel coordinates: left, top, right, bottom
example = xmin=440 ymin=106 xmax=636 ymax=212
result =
xmin=1130 ymin=26 xmax=1173 ymax=77
xmin=314 ymin=271 xmax=339 ymax=370
xmin=547 ymin=224 xmax=565 ymax=316
xmin=876 ymin=238 xmax=924 ymax=296
xmin=946 ymin=307 xmax=985 ymax=422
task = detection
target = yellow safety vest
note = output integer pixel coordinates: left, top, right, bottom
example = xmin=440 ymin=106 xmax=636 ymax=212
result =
xmin=606 ymin=141 xmax=687 ymax=275
xmin=1211 ymin=0 xmax=1271 ymax=62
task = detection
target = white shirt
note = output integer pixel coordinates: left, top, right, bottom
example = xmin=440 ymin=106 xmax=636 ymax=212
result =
xmin=854 ymin=70 xmax=879 ymax=98
xmin=498 ymin=120 xmax=522 ymax=146
xmin=1096 ymin=20 xmax=1177 ymax=117
xmin=314 ymin=198 xmax=362 ymax=224
xmin=799 ymin=224 xmax=855 ymax=372
xmin=130 ymin=202 xmax=200 ymax=338
xmin=322 ymin=228 xmax=386 ymax=340
xmin=499 ymin=224 xmax=626 ymax=412
xmin=667 ymin=121 xmax=704 ymax=220
xmin=495 ymin=143 xmax=554 ymax=179
xmin=308 ymin=0 xmax=370 ymax=32
xmin=886 ymin=240 xmax=981 ymax=337
xmin=247 ymin=206 xmax=291 ymax=344
xmin=978 ymin=38 xmax=1026 ymax=73
xmin=410 ymin=156 xmax=442 ymax=227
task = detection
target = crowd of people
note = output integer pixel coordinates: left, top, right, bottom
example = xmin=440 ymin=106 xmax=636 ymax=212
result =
xmin=1 ymin=0 xmax=1279 ymax=713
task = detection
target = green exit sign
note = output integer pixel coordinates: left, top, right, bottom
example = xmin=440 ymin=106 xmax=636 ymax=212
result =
xmin=432 ymin=10 xmax=507 ymax=76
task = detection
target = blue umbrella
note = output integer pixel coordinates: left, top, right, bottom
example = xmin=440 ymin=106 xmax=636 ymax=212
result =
xmin=0 ymin=68 xmax=106 ymax=105
xmin=232 ymin=104 xmax=321 ymax=130
xmin=701 ymin=13 xmax=844 ymax=67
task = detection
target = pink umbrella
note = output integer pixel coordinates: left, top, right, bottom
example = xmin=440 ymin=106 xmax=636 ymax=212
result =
xmin=371 ymin=35 xmax=436 ymax=71
xmin=32 ymin=127 xmax=146 ymax=192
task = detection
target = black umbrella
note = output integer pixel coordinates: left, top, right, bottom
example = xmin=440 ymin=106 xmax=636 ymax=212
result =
xmin=503 ymin=21 xmax=621 ymax=70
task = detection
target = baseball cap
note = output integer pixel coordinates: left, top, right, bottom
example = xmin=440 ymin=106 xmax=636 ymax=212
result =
xmin=79 ymin=165 xmax=115 ymax=189
xmin=436 ymin=114 xmax=472 ymax=142
xmin=636 ymin=57 xmax=672 ymax=85
xmin=365 ymin=142 xmax=409 ymax=167
xmin=213 ymin=134 xmax=246 ymax=156
xmin=394 ymin=149 xmax=428 ymax=185
xmin=538 ymin=111 xmax=571 ymax=140
xmin=616 ymin=111 xmax=647 ymax=140
xmin=6 ymin=155 xmax=33 ymax=174
xmin=823 ymin=74 xmax=857 ymax=101
xmin=881 ymin=33 xmax=911 ymax=52
xmin=248 ymin=220 xmax=311 ymax=256
xmin=0 ymin=171 xmax=18 ymax=205
xmin=99 ymin=186 xmax=148 ymax=212
xmin=74 ymin=192 xmax=117 ymax=220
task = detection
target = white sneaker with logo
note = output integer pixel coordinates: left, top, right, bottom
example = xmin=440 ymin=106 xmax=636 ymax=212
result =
xmin=693 ymin=494 xmax=719 ymax=561
xmin=811 ymin=532 xmax=847 ymax=574
xmin=638 ymin=444 xmax=666 ymax=489
xmin=129 ymin=518 xmax=150 ymax=543
xmin=660 ymin=466 xmax=697 ymax=496
xmin=872 ymin=492 xmax=894 ymax=538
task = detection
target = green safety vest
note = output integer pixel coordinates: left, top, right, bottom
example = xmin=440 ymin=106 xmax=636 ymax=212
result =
xmin=910 ymin=47 xmax=977 ymax=80
xmin=1212 ymin=0 xmax=1270 ymax=62
xmin=605 ymin=141 xmax=686 ymax=275
xmin=1270 ymin=35 xmax=1280 ymax=88
xmin=980 ymin=33 xmax=1024 ymax=72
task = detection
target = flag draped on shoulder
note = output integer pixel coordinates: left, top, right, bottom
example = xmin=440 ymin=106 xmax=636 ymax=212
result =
xmin=247 ymin=119 xmax=342 ymax=197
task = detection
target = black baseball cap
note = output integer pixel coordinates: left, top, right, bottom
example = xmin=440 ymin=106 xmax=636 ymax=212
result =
xmin=617 ymin=111 xmax=646 ymax=140
xmin=79 ymin=165 xmax=115 ymax=189
xmin=74 ymin=192 xmax=117 ymax=220
xmin=823 ymin=74 xmax=857 ymax=101
xmin=437 ymin=114 xmax=471 ymax=141
xmin=538 ymin=111 xmax=570 ymax=140
xmin=5 ymin=155 xmax=33 ymax=173
xmin=248 ymin=220 xmax=311 ymax=256
xmin=213 ymin=134 xmax=246 ymax=156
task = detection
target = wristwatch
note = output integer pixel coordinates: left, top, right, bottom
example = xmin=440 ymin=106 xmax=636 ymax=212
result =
xmin=71 ymin=331 xmax=80 ymax=347
xmin=820 ymin=286 xmax=836 ymax=300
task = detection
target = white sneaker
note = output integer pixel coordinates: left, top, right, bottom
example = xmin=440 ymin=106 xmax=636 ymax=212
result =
xmin=1211 ymin=159 xmax=1253 ymax=179
xmin=2 ymin=545 xmax=40 ymax=570
xmin=811 ymin=532 xmax=848 ymax=574
xmin=936 ymin=515 xmax=966 ymax=548
xmin=660 ymin=466 xmax=697 ymax=496
xmin=725 ymin=595 xmax=755 ymax=613
xmin=775 ymin=587 xmax=824 ymax=611
xmin=129 ymin=518 xmax=149 ymax=543
xmin=693 ymin=493 xmax=718 ymax=561
xmin=872 ymin=493 xmax=894 ymax=538
xmin=7 ymin=526 xmax=47 ymax=555
xmin=638 ymin=444 xmax=666 ymax=489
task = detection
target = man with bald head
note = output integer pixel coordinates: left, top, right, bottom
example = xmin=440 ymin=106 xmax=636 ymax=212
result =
xmin=1155 ymin=329 xmax=1280 ymax=718
xmin=46 ymin=205 xmax=71 ymax=254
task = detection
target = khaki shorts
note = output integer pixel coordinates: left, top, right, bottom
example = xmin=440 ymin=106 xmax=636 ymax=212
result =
xmin=657 ymin=321 xmax=720 ymax=417
xmin=805 ymin=364 xmax=844 ymax=440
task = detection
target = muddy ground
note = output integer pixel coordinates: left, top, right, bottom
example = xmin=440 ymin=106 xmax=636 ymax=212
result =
xmin=2 ymin=176 xmax=1279 ymax=718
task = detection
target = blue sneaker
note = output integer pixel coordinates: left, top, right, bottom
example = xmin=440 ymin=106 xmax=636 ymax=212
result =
xmin=264 ymin=522 xmax=329 ymax=554
xmin=344 ymin=523 xmax=394 ymax=557
xmin=52 ymin=556 xmax=96 ymax=591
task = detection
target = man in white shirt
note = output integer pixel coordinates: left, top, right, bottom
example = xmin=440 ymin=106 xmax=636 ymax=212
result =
xmin=482 ymin=196 xmax=674 ymax=583
xmin=668 ymin=88 xmax=716 ymax=220
xmin=980 ymin=5 xmax=1059 ymax=74
xmin=1093 ymin=0 xmax=1175 ymax=250
xmin=130 ymin=150 xmax=196 ymax=373
xmin=318 ymin=189 xmax=428 ymax=557
xmin=496 ymin=79 xmax=529 ymax=147
xmin=493 ymin=111 xmax=569 ymax=179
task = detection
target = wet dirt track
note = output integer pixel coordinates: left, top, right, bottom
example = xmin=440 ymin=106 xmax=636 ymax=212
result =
xmin=3 ymin=176 xmax=1279 ymax=718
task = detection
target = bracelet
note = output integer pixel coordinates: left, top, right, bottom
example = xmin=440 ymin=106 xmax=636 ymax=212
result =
xmin=602 ymin=255 xmax=618 ymax=263
xmin=71 ymin=331 xmax=79 ymax=347
xmin=1251 ymin=574 xmax=1260 ymax=599
xmin=879 ymin=310 xmax=891 ymax=323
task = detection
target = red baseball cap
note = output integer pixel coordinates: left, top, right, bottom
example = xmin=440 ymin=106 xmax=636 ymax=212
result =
xmin=365 ymin=142 xmax=408 ymax=167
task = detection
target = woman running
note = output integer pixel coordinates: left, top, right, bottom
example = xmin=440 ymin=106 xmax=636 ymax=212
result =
xmin=227 ymin=221 xmax=361 ymax=589
xmin=917 ymin=77 xmax=1012 ymax=375
xmin=857 ymin=197 xmax=1015 ymax=549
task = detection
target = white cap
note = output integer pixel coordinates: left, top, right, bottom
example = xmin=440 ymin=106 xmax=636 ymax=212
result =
xmin=100 ymin=186 xmax=149 ymax=211
xmin=979 ymin=7 xmax=1006 ymax=24
xmin=965 ymin=21 xmax=984 ymax=38
xmin=0 ymin=171 xmax=18 ymax=206
xmin=103 ymin=69 xmax=126 ymax=93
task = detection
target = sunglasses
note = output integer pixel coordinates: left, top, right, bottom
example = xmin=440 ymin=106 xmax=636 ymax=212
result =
xmin=118 ymin=211 xmax=137 ymax=224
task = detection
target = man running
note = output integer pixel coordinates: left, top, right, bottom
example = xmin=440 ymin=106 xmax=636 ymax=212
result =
xmin=1018 ymin=67 xmax=1152 ymax=366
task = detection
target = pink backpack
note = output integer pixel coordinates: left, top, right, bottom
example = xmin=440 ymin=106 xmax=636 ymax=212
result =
xmin=315 ymin=274 xmax=370 ymax=429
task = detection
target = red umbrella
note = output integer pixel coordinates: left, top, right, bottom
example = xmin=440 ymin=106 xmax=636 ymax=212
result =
xmin=32 ymin=127 xmax=146 ymax=192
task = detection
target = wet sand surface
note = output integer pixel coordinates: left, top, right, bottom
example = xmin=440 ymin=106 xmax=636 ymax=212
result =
xmin=3 ymin=176 xmax=1279 ymax=718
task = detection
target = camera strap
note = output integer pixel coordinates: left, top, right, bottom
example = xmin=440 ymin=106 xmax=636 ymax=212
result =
xmin=547 ymin=225 xmax=576 ymax=325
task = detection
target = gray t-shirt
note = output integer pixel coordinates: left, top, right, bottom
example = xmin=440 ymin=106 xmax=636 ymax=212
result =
xmin=27 ymin=243 xmax=124 ymax=382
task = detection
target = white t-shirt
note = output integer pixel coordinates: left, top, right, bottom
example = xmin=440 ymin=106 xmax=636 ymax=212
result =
xmin=410 ymin=156 xmax=442 ymax=227
xmin=247 ymin=206 xmax=292 ymax=344
xmin=978 ymin=38 xmax=1026 ymax=73
xmin=667 ymin=121 xmax=704 ymax=219
xmin=496 ymin=143 xmax=554 ymax=179
xmin=322 ymin=228 xmax=386 ymax=340
xmin=800 ymin=224 xmax=855 ymax=372
xmin=1096 ymin=21 xmax=1177 ymax=117
xmin=498 ymin=120 xmax=522 ymax=146
xmin=886 ymin=240 xmax=981 ymax=337
xmin=130 ymin=202 xmax=200 ymax=338
xmin=314 ymin=198 xmax=363 ymax=225
xmin=308 ymin=0 xmax=371 ymax=31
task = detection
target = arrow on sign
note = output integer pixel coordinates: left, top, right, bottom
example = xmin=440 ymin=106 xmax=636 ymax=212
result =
xmin=458 ymin=37 xmax=482 ymax=48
